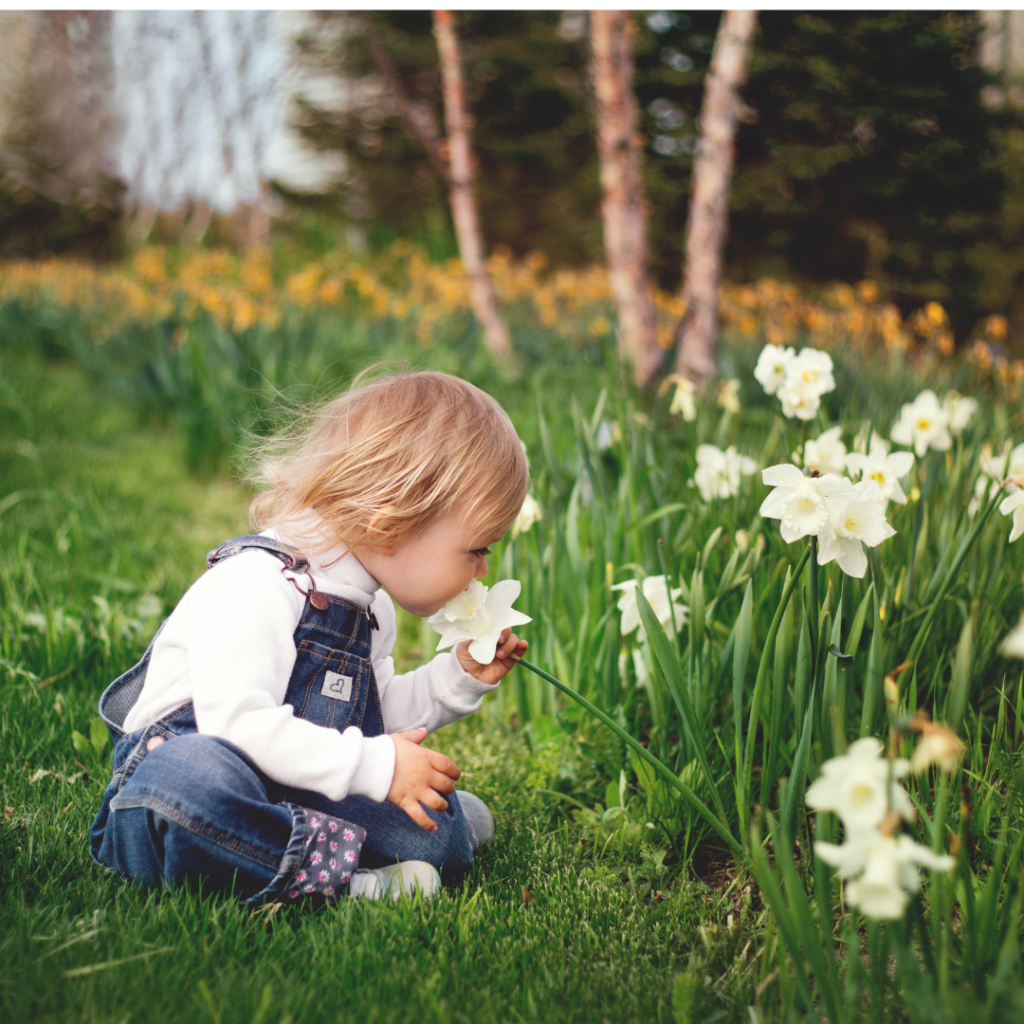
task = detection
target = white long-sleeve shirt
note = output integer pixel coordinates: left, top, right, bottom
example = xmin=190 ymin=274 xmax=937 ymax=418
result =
xmin=122 ymin=528 xmax=496 ymax=804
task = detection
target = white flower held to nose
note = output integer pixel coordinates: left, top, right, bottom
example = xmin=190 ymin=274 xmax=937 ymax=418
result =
xmin=428 ymin=579 xmax=532 ymax=664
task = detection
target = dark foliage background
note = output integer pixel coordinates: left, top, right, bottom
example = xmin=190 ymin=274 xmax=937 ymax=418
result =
xmin=3 ymin=11 xmax=1023 ymax=343
xmin=295 ymin=10 xmax=1019 ymax=340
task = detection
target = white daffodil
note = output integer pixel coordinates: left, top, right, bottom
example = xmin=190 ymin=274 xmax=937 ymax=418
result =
xmin=972 ymin=443 xmax=1024 ymax=517
xmin=512 ymin=494 xmax=542 ymax=537
xmin=1000 ymin=489 xmax=1024 ymax=543
xmin=665 ymin=374 xmax=698 ymax=421
xmin=761 ymin=346 xmax=834 ymax=420
xmin=852 ymin=427 xmax=892 ymax=456
xmin=611 ymin=575 xmax=687 ymax=643
xmin=778 ymin=374 xmax=823 ymax=421
xmin=910 ymin=725 xmax=964 ymax=774
xmin=428 ymin=579 xmax=532 ymax=664
xmin=1000 ymin=613 xmax=1024 ymax=658
xmin=787 ymin=347 xmax=836 ymax=395
xmin=943 ymin=391 xmax=978 ymax=435
xmin=867 ymin=430 xmax=891 ymax=455
xmin=754 ymin=344 xmax=796 ymax=395
xmin=717 ymin=378 xmax=741 ymax=414
xmin=796 ymin=426 xmax=847 ymax=476
xmin=759 ymin=466 xmax=851 ymax=543
xmin=817 ymin=832 xmax=954 ymax=920
xmin=890 ymin=390 xmax=952 ymax=457
xmin=691 ymin=444 xmax=758 ymax=502
xmin=805 ymin=737 xmax=913 ymax=832
xmin=981 ymin=441 xmax=1024 ymax=481
xmin=816 ymin=480 xmax=896 ymax=578
xmin=845 ymin=448 xmax=915 ymax=506
xmin=619 ymin=648 xmax=650 ymax=688
xmin=595 ymin=418 xmax=621 ymax=452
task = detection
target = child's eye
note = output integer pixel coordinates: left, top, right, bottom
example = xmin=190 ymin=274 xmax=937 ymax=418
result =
xmin=472 ymin=547 xmax=492 ymax=558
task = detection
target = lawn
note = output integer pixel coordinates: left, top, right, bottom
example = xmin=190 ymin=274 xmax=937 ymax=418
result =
xmin=3 ymin=249 xmax=1024 ymax=1022
xmin=0 ymin=349 xmax=736 ymax=1024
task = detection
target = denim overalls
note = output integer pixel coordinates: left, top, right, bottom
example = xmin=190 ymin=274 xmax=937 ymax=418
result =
xmin=90 ymin=535 xmax=474 ymax=903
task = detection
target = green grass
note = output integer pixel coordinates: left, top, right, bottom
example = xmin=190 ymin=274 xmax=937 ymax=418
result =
xmin=0 ymin=349 xmax=746 ymax=1024
xmin=5 ymin=293 xmax=1024 ymax=1022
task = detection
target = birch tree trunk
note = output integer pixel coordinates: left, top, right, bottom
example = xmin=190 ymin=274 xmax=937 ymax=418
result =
xmin=592 ymin=10 xmax=662 ymax=388
xmin=433 ymin=10 xmax=512 ymax=360
xmin=675 ymin=10 xmax=757 ymax=382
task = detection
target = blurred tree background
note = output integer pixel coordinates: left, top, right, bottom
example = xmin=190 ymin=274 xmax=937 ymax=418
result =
xmin=2 ymin=10 xmax=1024 ymax=344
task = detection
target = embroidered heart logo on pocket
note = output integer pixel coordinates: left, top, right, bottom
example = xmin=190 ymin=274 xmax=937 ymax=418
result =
xmin=321 ymin=671 xmax=354 ymax=702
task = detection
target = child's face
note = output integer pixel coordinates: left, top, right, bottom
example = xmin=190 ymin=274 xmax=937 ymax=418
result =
xmin=353 ymin=508 xmax=502 ymax=618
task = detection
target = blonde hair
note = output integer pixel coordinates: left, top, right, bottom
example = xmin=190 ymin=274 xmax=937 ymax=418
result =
xmin=249 ymin=368 xmax=529 ymax=558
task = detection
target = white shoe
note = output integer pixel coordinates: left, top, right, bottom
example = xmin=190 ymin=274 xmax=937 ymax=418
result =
xmin=348 ymin=861 xmax=441 ymax=901
xmin=456 ymin=791 xmax=494 ymax=850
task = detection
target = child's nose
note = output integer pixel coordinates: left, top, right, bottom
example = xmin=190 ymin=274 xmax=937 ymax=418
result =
xmin=475 ymin=556 xmax=488 ymax=578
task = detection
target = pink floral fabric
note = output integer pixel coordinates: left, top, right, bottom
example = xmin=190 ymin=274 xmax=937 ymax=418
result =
xmin=284 ymin=811 xmax=366 ymax=899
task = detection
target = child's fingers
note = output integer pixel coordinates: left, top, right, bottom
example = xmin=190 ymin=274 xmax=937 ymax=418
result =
xmin=429 ymin=769 xmax=456 ymax=795
xmin=402 ymin=799 xmax=438 ymax=832
xmin=428 ymin=750 xmax=461 ymax=780
xmin=496 ymin=633 xmax=529 ymax=661
xmin=420 ymin=789 xmax=450 ymax=813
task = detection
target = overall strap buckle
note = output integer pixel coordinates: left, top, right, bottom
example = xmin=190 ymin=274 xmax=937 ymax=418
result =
xmin=204 ymin=535 xmax=309 ymax=573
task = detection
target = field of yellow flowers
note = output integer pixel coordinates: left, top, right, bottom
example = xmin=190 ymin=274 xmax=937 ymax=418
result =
xmin=0 ymin=240 xmax=1019 ymax=385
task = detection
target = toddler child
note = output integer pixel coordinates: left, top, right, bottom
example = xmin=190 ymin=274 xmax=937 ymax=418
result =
xmin=90 ymin=369 xmax=529 ymax=903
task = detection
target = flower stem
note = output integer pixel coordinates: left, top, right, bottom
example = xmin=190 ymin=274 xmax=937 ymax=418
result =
xmin=514 ymin=655 xmax=746 ymax=862
xmin=808 ymin=535 xmax=820 ymax=677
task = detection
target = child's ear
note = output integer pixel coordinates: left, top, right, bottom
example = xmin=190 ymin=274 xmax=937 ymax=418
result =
xmin=364 ymin=506 xmax=400 ymax=554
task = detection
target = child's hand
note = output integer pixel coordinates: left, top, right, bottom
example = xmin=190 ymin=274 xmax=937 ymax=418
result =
xmin=387 ymin=728 xmax=461 ymax=831
xmin=457 ymin=628 xmax=528 ymax=686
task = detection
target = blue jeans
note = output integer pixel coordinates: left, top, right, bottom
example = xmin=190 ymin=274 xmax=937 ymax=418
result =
xmin=89 ymin=535 xmax=475 ymax=902
xmin=90 ymin=729 xmax=474 ymax=902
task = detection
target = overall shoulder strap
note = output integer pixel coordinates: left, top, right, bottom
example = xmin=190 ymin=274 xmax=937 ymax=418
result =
xmin=205 ymin=535 xmax=310 ymax=573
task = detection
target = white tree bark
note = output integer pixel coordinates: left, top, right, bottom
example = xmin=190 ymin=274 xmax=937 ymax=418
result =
xmin=433 ymin=10 xmax=512 ymax=360
xmin=111 ymin=11 xmax=287 ymax=246
xmin=592 ymin=10 xmax=662 ymax=388
xmin=675 ymin=10 xmax=758 ymax=382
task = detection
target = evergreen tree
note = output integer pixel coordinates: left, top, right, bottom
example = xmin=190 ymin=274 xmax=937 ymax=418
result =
xmin=309 ymin=11 xmax=1009 ymax=336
